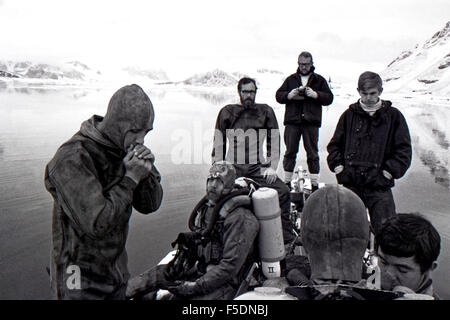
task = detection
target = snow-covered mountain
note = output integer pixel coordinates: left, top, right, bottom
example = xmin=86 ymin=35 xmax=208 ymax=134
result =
xmin=182 ymin=69 xmax=238 ymax=87
xmin=123 ymin=66 xmax=169 ymax=81
xmin=381 ymin=21 xmax=450 ymax=96
xmin=0 ymin=60 xmax=171 ymax=86
xmin=0 ymin=60 xmax=94 ymax=81
xmin=180 ymin=68 xmax=286 ymax=88
xmin=0 ymin=58 xmax=286 ymax=89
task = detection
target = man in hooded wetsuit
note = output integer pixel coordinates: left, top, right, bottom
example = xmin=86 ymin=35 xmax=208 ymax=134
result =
xmin=126 ymin=161 xmax=260 ymax=300
xmin=285 ymin=184 xmax=399 ymax=300
xmin=45 ymin=84 xmax=163 ymax=300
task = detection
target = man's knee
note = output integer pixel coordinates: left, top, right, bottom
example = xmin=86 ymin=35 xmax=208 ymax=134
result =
xmin=368 ymin=192 xmax=396 ymax=235
xmin=272 ymin=179 xmax=290 ymax=199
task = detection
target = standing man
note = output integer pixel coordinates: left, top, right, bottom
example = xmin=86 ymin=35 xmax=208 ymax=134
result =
xmin=45 ymin=84 xmax=163 ymax=299
xmin=212 ymin=77 xmax=296 ymax=245
xmin=327 ymin=71 xmax=412 ymax=235
xmin=276 ymin=51 xmax=333 ymax=191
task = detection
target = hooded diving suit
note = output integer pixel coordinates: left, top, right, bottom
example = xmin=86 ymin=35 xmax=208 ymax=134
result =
xmin=126 ymin=161 xmax=260 ymax=300
xmin=45 ymin=84 xmax=163 ymax=299
xmin=285 ymin=184 xmax=400 ymax=300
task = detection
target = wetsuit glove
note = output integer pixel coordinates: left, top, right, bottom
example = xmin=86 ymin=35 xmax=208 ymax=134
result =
xmin=168 ymin=281 xmax=202 ymax=297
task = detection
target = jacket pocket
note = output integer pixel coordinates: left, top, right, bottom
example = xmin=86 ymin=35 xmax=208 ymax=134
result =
xmin=285 ymin=104 xmax=302 ymax=123
xmin=336 ymin=168 xmax=353 ymax=186
xmin=372 ymin=172 xmax=394 ymax=190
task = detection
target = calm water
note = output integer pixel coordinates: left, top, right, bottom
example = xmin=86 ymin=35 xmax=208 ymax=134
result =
xmin=0 ymin=84 xmax=449 ymax=299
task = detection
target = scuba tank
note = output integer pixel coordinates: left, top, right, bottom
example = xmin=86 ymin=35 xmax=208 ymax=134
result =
xmin=187 ymin=180 xmax=287 ymax=280
xmin=251 ymin=187 xmax=286 ymax=279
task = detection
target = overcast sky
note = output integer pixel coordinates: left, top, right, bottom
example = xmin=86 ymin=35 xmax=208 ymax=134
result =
xmin=0 ymin=0 xmax=449 ymax=81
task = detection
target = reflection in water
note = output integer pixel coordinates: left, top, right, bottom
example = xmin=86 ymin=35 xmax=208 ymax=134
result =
xmin=145 ymin=88 xmax=167 ymax=100
xmin=432 ymin=128 xmax=450 ymax=150
xmin=10 ymin=87 xmax=57 ymax=95
xmin=0 ymin=83 xmax=96 ymax=100
xmin=184 ymin=88 xmax=235 ymax=106
xmin=408 ymin=104 xmax=450 ymax=189
xmin=418 ymin=149 xmax=450 ymax=188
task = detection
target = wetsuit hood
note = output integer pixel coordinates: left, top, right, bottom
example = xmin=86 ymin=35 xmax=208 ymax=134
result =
xmin=301 ymin=184 xmax=369 ymax=283
xmin=100 ymin=84 xmax=154 ymax=151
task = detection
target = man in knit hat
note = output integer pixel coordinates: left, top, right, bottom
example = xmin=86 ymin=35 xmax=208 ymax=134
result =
xmin=45 ymin=84 xmax=163 ymax=299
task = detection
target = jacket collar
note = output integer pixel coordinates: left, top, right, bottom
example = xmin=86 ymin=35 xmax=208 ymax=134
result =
xmin=350 ymin=100 xmax=392 ymax=117
xmin=295 ymin=70 xmax=317 ymax=86
xmin=80 ymin=115 xmax=123 ymax=152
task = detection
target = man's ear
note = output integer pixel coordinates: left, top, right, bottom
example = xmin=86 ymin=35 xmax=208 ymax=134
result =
xmin=430 ymin=261 xmax=438 ymax=272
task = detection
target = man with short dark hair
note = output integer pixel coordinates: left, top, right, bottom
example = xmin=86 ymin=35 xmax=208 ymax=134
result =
xmin=45 ymin=84 xmax=163 ymax=299
xmin=276 ymin=52 xmax=333 ymax=191
xmin=376 ymin=213 xmax=441 ymax=298
xmin=327 ymin=71 xmax=412 ymax=235
xmin=212 ymin=77 xmax=296 ymax=244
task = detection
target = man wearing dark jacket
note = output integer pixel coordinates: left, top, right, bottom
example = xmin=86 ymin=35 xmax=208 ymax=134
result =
xmin=45 ymin=84 xmax=163 ymax=299
xmin=276 ymin=52 xmax=333 ymax=190
xmin=327 ymin=71 xmax=412 ymax=235
xmin=126 ymin=161 xmax=259 ymax=300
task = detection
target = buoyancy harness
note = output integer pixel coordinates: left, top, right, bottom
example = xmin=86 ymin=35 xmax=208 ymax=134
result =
xmin=167 ymin=178 xmax=286 ymax=285
xmin=166 ymin=179 xmax=259 ymax=280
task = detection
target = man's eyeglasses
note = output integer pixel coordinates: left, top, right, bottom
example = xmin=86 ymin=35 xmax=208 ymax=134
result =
xmin=241 ymin=90 xmax=256 ymax=94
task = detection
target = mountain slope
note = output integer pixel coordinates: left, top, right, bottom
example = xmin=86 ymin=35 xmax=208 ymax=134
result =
xmin=182 ymin=69 xmax=238 ymax=87
xmin=381 ymin=21 xmax=450 ymax=96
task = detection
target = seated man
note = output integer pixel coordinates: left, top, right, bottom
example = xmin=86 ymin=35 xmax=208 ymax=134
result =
xmin=126 ymin=161 xmax=260 ymax=300
xmin=285 ymin=184 xmax=398 ymax=300
xmin=376 ymin=213 xmax=441 ymax=299
xmin=212 ymin=77 xmax=296 ymax=245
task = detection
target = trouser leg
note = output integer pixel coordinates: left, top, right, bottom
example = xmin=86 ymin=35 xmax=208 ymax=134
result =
xmin=126 ymin=264 xmax=173 ymax=299
xmin=301 ymin=124 xmax=320 ymax=175
xmin=364 ymin=189 xmax=396 ymax=236
xmin=283 ymin=125 xmax=302 ymax=176
xmin=192 ymin=283 xmax=237 ymax=300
